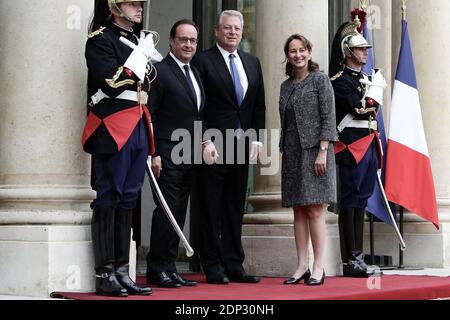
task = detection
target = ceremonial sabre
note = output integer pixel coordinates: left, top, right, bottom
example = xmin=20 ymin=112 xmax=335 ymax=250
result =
xmin=146 ymin=157 xmax=194 ymax=257
xmin=376 ymin=172 xmax=407 ymax=251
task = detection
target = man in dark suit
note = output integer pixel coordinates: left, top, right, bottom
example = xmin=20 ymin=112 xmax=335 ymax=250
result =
xmin=146 ymin=19 xmax=217 ymax=288
xmin=192 ymin=10 xmax=266 ymax=284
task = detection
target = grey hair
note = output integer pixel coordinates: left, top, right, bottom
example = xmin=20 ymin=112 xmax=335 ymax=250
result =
xmin=216 ymin=10 xmax=244 ymax=28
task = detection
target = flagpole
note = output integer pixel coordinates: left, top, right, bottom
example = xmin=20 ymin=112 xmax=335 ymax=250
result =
xmin=399 ymin=206 xmax=405 ymax=268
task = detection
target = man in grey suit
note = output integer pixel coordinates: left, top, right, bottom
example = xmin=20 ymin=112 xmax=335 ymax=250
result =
xmin=192 ymin=10 xmax=266 ymax=284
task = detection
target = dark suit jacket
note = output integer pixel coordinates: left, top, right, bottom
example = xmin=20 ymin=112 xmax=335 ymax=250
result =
xmin=332 ymin=67 xmax=379 ymax=166
xmin=148 ymin=54 xmax=205 ymax=165
xmin=192 ymin=46 xmax=266 ymax=140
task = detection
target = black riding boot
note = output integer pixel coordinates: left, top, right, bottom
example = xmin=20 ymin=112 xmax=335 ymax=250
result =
xmin=115 ymin=208 xmax=152 ymax=295
xmin=339 ymin=208 xmax=371 ymax=277
xmin=338 ymin=208 xmax=355 ymax=263
xmin=354 ymin=208 xmax=374 ymax=276
xmin=91 ymin=205 xmax=128 ymax=297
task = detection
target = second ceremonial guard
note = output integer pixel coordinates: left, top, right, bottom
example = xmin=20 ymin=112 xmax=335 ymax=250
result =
xmin=329 ymin=13 xmax=386 ymax=278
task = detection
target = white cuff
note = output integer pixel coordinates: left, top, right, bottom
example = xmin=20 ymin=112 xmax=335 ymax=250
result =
xmin=124 ymin=49 xmax=148 ymax=81
xmin=252 ymin=141 xmax=263 ymax=147
xmin=202 ymin=140 xmax=212 ymax=145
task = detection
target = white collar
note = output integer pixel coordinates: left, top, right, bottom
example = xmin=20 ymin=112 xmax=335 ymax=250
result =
xmin=169 ymin=52 xmax=191 ymax=70
xmin=216 ymin=44 xmax=239 ymax=59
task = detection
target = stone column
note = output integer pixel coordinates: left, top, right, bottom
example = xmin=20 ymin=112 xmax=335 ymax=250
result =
xmin=242 ymin=0 xmax=341 ymax=277
xmin=0 ymin=0 xmax=96 ymax=297
xmin=369 ymin=0 xmax=450 ymax=268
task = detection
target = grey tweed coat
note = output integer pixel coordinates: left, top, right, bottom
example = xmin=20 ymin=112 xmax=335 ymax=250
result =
xmin=279 ymin=71 xmax=338 ymax=207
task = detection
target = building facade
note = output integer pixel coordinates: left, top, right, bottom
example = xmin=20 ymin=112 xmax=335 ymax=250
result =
xmin=0 ymin=0 xmax=449 ymax=297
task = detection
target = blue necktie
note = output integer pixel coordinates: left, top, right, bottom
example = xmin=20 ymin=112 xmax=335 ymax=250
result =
xmin=183 ymin=65 xmax=198 ymax=108
xmin=229 ymin=54 xmax=244 ymax=107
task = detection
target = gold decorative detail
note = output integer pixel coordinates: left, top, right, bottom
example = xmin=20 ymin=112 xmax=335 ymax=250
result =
xmin=331 ymin=71 xmax=343 ymax=81
xmin=105 ymin=67 xmax=135 ymax=88
xmin=355 ymin=106 xmax=377 ymax=115
xmin=139 ymin=91 xmax=148 ymax=105
xmin=88 ymin=26 xmax=106 ymax=39
xmin=341 ymin=17 xmax=361 ymax=39
xmin=120 ymin=31 xmax=129 ymax=37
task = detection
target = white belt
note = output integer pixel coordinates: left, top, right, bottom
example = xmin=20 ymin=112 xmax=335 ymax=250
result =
xmin=337 ymin=113 xmax=377 ymax=132
xmin=91 ymin=89 xmax=147 ymax=105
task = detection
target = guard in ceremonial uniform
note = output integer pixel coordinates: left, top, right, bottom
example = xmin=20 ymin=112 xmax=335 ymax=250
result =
xmin=329 ymin=14 xmax=386 ymax=278
xmin=82 ymin=0 xmax=161 ymax=296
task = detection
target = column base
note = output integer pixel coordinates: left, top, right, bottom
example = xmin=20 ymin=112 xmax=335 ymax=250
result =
xmin=364 ymin=215 xmax=450 ymax=268
xmin=0 ymin=224 xmax=137 ymax=298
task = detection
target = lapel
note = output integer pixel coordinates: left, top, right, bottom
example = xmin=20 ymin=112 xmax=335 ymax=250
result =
xmin=210 ymin=46 xmax=239 ymax=108
xmin=165 ymin=54 xmax=198 ymax=110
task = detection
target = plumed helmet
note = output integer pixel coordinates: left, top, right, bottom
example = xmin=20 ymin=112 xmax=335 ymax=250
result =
xmin=329 ymin=12 xmax=372 ymax=77
xmin=340 ymin=17 xmax=372 ymax=57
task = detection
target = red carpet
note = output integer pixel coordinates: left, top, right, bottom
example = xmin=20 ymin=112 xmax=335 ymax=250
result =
xmin=53 ymin=274 xmax=450 ymax=300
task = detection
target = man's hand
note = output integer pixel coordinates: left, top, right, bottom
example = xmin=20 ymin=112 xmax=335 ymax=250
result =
xmin=250 ymin=142 xmax=263 ymax=164
xmin=203 ymin=141 xmax=219 ymax=165
xmin=151 ymin=156 xmax=162 ymax=178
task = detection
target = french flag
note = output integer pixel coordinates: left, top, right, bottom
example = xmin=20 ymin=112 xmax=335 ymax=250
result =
xmin=385 ymin=20 xmax=439 ymax=229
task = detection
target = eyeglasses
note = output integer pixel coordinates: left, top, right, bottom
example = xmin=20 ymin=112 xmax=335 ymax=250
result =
xmin=175 ymin=36 xmax=198 ymax=45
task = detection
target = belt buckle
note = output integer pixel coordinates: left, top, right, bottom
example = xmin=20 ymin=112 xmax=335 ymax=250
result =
xmin=139 ymin=91 xmax=148 ymax=105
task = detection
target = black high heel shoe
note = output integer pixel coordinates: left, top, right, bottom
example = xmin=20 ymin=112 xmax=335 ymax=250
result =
xmin=283 ymin=269 xmax=311 ymax=285
xmin=306 ymin=270 xmax=325 ymax=286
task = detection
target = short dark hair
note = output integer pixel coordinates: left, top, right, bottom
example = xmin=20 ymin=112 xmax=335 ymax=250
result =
xmin=169 ymin=19 xmax=199 ymax=39
xmin=283 ymin=34 xmax=320 ymax=77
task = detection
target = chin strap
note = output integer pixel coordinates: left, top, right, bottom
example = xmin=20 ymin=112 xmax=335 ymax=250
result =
xmin=109 ymin=1 xmax=138 ymax=26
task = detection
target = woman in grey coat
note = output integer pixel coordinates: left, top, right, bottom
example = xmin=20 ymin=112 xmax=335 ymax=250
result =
xmin=279 ymin=34 xmax=337 ymax=286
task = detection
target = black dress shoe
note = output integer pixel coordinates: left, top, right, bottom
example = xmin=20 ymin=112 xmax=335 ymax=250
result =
xmin=283 ymin=269 xmax=311 ymax=285
xmin=170 ymin=273 xmax=198 ymax=286
xmin=206 ymin=273 xmax=230 ymax=284
xmin=227 ymin=273 xmax=260 ymax=283
xmin=147 ymin=271 xmax=181 ymax=288
xmin=306 ymin=270 xmax=325 ymax=286
xmin=116 ymin=264 xmax=152 ymax=295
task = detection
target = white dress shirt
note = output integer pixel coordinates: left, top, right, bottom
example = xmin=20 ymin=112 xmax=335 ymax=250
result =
xmin=169 ymin=52 xmax=201 ymax=110
xmin=216 ymin=44 xmax=249 ymax=97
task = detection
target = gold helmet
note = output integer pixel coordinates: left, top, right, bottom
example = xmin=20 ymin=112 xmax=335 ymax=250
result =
xmin=341 ymin=16 xmax=372 ymax=58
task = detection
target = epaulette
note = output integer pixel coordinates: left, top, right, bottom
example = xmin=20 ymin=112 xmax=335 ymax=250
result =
xmin=330 ymin=71 xmax=343 ymax=81
xmin=88 ymin=26 xmax=106 ymax=39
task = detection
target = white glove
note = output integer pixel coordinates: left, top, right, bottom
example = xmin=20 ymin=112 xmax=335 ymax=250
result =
xmin=124 ymin=32 xmax=162 ymax=81
xmin=360 ymin=69 xmax=387 ymax=106
xmin=138 ymin=32 xmax=163 ymax=63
